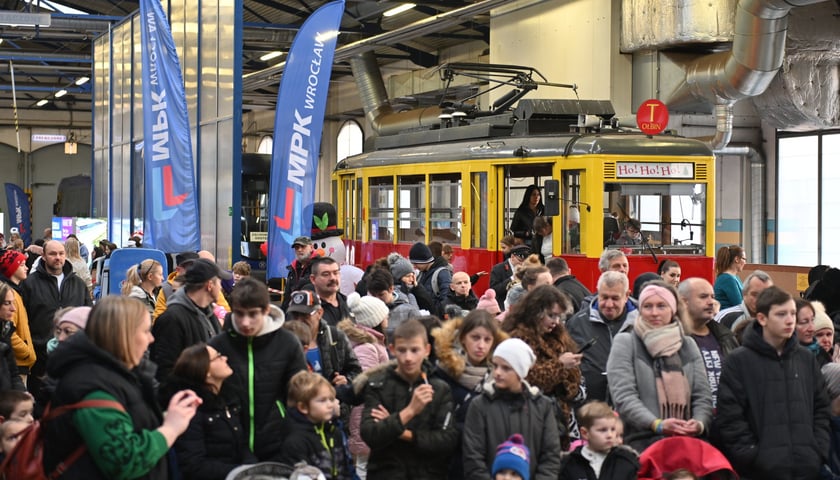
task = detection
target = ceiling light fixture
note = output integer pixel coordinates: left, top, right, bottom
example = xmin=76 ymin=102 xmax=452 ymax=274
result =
xmin=36 ymin=99 xmax=48 ymax=107
xmin=259 ymin=51 xmax=283 ymax=62
xmin=55 ymin=89 xmax=67 ymax=98
xmin=74 ymin=76 xmax=89 ymax=86
xmin=383 ymin=3 xmax=416 ymax=17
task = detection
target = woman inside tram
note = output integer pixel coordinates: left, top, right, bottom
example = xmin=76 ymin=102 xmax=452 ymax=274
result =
xmin=510 ymin=185 xmax=544 ymax=246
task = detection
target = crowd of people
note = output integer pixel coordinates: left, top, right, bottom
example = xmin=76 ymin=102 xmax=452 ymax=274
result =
xmin=0 ymin=219 xmax=837 ymax=480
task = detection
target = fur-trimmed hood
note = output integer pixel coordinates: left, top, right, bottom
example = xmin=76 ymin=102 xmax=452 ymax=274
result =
xmin=481 ymin=378 xmax=541 ymax=399
xmin=337 ymin=318 xmax=384 ymax=346
xmin=350 ymin=359 xmax=396 ymax=395
xmin=432 ymin=317 xmax=508 ymax=379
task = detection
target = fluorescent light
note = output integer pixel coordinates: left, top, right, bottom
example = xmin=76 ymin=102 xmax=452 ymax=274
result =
xmin=74 ymin=76 xmax=89 ymax=86
xmin=315 ymin=30 xmax=339 ymax=43
xmin=259 ymin=51 xmax=283 ymax=61
xmin=383 ymin=3 xmax=415 ymax=17
xmin=55 ymin=89 xmax=67 ymax=98
xmin=0 ymin=39 xmax=4 ymax=45
xmin=36 ymin=99 xmax=48 ymax=107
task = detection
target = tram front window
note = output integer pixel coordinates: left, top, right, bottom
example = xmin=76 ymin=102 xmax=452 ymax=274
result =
xmin=604 ymin=183 xmax=706 ymax=255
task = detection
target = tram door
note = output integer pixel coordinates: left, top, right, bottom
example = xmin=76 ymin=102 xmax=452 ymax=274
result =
xmin=502 ymin=163 xmax=554 ymax=246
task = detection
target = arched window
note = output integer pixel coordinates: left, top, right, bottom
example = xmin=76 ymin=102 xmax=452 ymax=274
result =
xmin=257 ymin=136 xmax=273 ymax=154
xmin=337 ymin=121 xmax=363 ymax=161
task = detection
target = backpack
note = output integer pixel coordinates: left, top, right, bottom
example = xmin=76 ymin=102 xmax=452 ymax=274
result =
xmin=0 ymin=398 xmax=125 ymax=480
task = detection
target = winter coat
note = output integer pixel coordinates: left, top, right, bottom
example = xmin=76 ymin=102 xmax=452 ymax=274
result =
xmin=209 ymin=305 xmax=308 ymax=461
xmin=278 ymin=408 xmax=354 ymax=480
xmin=0 ymin=275 xmax=36 ymax=370
xmin=151 ymin=288 xmax=222 ymax=381
xmin=22 ymin=259 xmax=91 ymax=347
xmin=160 ymin=379 xmax=256 ymax=480
xmin=128 ymin=284 xmax=157 ymax=314
xmin=553 ymin=275 xmax=591 ymax=313
xmin=385 ymin=289 xmax=421 ymax=341
xmin=606 ymin=328 xmax=713 ymax=451
xmin=706 ymin=318 xmax=740 ymax=358
xmin=510 ymin=205 xmax=541 ymax=242
xmin=462 ymin=381 xmax=562 ymax=480
xmin=442 ymin=289 xmax=478 ymax=314
xmin=566 ymin=296 xmax=638 ymax=402
xmin=312 ymin=318 xmax=362 ymax=405
xmin=432 ymin=317 xmax=507 ymax=480
xmin=713 ymin=321 xmax=830 ymax=480
xmin=398 ymin=281 xmax=435 ymax=314
xmin=637 ymin=436 xmax=736 ymax=480
xmin=417 ymin=257 xmax=453 ymax=315
xmin=43 ymin=332 xmax=166 ymax=480
xmin=489 ymin=260 xmax=514 ymax=311
xmin=559 ymin=445 xmax=639 ymax=480
xmin=0 ymin=320 xmax=24 ymax=392
xmin=337 ymin=320 xmax=389 ymax=457
xmin=360 ymin=362 xmax=458 ymax=480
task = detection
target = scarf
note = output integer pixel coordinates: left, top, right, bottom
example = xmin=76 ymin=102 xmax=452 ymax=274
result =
xmin=634 ymin=319 xmax=691 ymax=420
xmin=459 ymin=363 xmax=489 ymax=392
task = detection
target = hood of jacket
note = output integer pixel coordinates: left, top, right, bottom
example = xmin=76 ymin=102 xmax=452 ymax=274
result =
xmin=167 ymin=287 xmax=212 ymax=314
xmin=351 ymin=359 xmax=396 ymax=395
xmin=480 ymin=378 xmax=541 ymax=399
xmin=228 ymin=303 xmax=285 ymax=337
xmin=743 ymin=319 xmax=800 ymax=359
xmin=432 ymin=316 xmax=508 ymax=379
xmin=46 ymin=331 xmax=132 ymax=381
xmin=337 ymin=319 xmax=383 ymax=345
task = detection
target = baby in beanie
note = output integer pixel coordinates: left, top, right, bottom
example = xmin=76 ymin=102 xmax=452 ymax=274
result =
xmin=492 ymin=434 xmax=531 ymax=480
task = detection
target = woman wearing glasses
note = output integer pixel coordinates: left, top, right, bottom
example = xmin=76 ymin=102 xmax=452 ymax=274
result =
xmin=122 ymin=259 xmax=165 ymax=314
xmin=714 ymin=245 xmax=746 ymax=310
xmin=503 ymin=284 xmax=583 ymax=449
xmin=162 ymin=342 xmax=256 ymax=480
xmin=607 ymin=281 xmax=712 ymax=451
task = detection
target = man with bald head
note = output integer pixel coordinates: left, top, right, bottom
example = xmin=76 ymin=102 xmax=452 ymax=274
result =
xmin=22 ymin=240 xmax=91 ymax=393
xmin=679 ymin=277 xmax=739 ymax=408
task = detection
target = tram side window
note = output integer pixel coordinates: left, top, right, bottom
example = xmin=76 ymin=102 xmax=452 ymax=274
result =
xmin=397 ymin=175 xmax=426 ymax=243
xmin=369 ymin=177 xmax=395 ymax=241
xmin=430 ymin=173 xmax=462 ymax=244
xmin=470 ymin=172 xmax=488 ymax=249
xmin=563 ymin=171 xmax=582 ymax=254
xmin=605 ymin=183 xmax=707 ymax=254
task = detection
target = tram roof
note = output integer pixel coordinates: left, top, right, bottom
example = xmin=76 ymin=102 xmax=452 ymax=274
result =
xmin=336 ymin=132 xmax=714 ymax=170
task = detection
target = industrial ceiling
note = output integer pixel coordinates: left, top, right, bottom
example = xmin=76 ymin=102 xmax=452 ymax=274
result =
xmin=0 ymin=0 xmax=493 ymax=124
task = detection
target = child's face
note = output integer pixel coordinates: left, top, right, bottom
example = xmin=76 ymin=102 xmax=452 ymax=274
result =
xmin=1 ymin=421 xmax=28 ymax=454
xmin=8 ymin=399 xmax=34 ymax=424
xmin=451 ymin=273 xmax=471 ymax=296
xmin=492 ymin=357 xmax=522 ymax=392
xmin=615 ymin=419 xmax=624 ymax=445
xmin=494 ymin=469 xmax=523 ymax=480
xmin=390 ymin=335 xmax=430 ymax=380
xmin=582 ymin=417 xmax=617 ymax=453
xmin=300 ymin=384 xmax=337 ymax=424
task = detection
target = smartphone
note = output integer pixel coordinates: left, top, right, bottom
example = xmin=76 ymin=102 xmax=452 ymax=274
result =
xmin=577 ymin=338 xmax=597 ymax=354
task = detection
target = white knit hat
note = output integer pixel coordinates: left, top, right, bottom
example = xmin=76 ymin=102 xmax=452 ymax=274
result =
xmin=493 ymin=338 xmax=536 ymax=380
xmin=348 ymin=291 xmax=389 ymax=328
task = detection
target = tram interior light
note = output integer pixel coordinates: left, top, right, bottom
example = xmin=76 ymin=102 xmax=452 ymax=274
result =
xmin=383 ymin=3 xmax=416 ymax=17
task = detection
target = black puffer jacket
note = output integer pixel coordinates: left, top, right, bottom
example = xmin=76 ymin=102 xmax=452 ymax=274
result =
xmin=462 ymin=381 xmax=562 ymax=480
xmin=360 ymin=362 xmax=458 ymax=480
xmin=208 ymin=305 xmax=307 ymax=461
xmin=713 ymin=321 xmax=830 ymax=480
xmin=160 ymin=378 xmax=256 ymax=480
xmin=43 ymin=332 xmax=165 ymax=480
xmin=278 ymin=408 xmax=354 ymax=480
xmin=314 ymin=319 xmax=362 ymax=405
xmin=151 ymin=288 xmax=221 ymax=381
xmin=22 ymin=260 xmax=91 ymax=347
xmin=559 ymin=445 xmax=639 ymax=480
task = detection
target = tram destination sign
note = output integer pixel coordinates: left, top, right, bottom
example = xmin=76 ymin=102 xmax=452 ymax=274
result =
xmin=616 ymin=162 xmax=694 ymax=179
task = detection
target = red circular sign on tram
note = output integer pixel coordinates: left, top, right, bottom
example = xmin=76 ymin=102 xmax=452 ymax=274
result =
xmin=636 ymin=99 xmax=669 ymax=135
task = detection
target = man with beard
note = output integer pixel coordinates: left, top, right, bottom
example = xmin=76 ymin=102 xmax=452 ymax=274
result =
xmin=308 ymin=256 xmax=351 ymax=326
xmin=281 ymin=236 xmax=318 ymax=311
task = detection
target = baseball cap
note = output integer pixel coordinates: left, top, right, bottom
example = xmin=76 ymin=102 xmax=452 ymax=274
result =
xmin=177 ymin=258 xmax=232 ymax=284
xmin=176 ymin=251 xmax=200 ymax=267
xmin=292 ymin=236 xmax=312 ymax=247
xmin=287 ymin=290 xmax=321 ymax=315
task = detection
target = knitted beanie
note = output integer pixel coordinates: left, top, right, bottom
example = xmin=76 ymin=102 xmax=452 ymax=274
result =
xmin=476 ymin=289 xmax=501 ymax=315
xmin=0 ymin=249 xmax=26 ymax=279
xmin=492 ymin=434 xmax=531 ymax=480
xmin=408 ymin=242 xmax=434 ymax=264
xmin=347 ymin=292 xmax=389 ymax=328
xmin=57 ymin=306 xmax=92 ymax=330
xmin=388 ymin=253 xmax=414 ymax=280
xmin=813 ymin=301 xmax=834 ymax=332
xmin=493 ymin=338 xmax=536 ymax=380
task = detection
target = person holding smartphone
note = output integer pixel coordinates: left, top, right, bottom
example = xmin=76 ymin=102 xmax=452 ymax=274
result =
xmin=503 ymin=284 xmax=584 ymax=449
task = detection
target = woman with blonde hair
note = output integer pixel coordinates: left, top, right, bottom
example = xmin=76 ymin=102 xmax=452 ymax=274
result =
xmin=64 ymin=236 xmax=92 ymax=292
xmin=43 ymin=295 xmax=201 ymax=479
xmin=122 ymin=259 xmax=164 ymax=314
